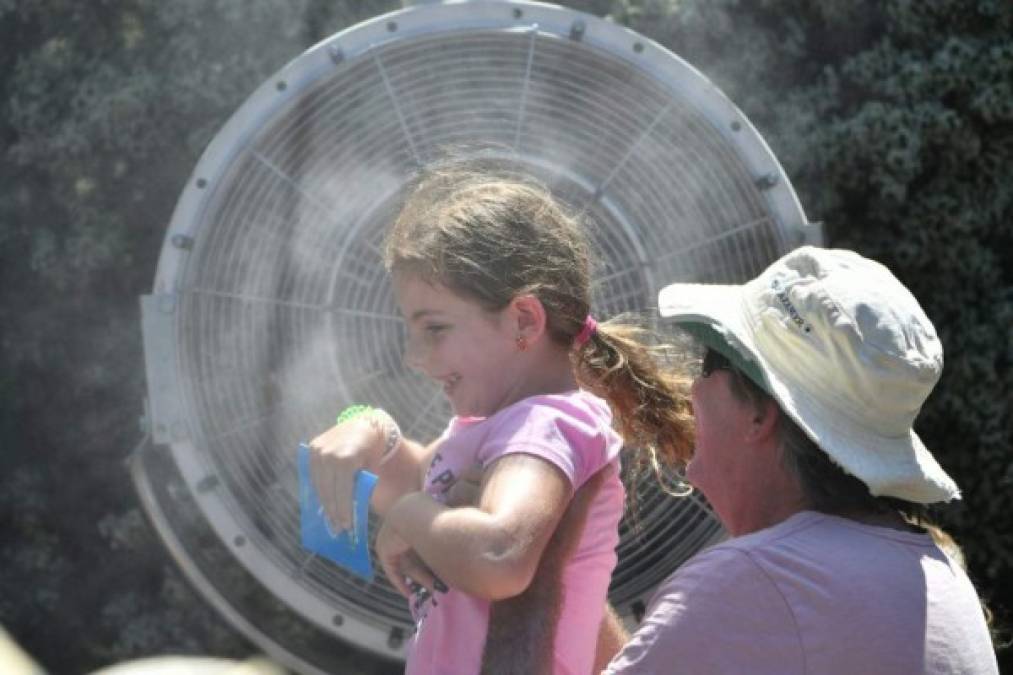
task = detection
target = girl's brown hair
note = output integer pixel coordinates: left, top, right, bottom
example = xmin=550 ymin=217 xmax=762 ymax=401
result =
xmin=383 ymin=164 xmax=694 ymax=474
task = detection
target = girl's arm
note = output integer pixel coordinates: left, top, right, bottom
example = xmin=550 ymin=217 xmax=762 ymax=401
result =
xmin=384 ymin=453 xmax=572 ymax=600
xmin=370 ymin=437 xmax=435 ymax=516
xmin=308 ymin=416 xmax=437 ymax=531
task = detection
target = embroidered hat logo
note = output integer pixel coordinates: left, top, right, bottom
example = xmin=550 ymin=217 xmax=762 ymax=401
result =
xmin=771 ymin=277 xmax=812 ymax=334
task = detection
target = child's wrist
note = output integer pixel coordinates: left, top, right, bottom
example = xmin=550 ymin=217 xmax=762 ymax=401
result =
xmin=336 ymin=405 xmax=402 ymax=466
xmin=369 ymin=409 xmax=402 ymax=465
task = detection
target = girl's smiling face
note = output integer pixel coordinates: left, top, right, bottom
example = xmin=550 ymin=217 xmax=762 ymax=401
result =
xmin=393 ymin=272 xmax=523 ymax=417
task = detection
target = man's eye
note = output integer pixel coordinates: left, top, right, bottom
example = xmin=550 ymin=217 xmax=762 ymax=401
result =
xmin=425 ymin=325 xmax=448 ymax=334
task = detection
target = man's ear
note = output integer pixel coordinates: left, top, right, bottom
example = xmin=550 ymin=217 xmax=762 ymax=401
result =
xmin=509 ymin=293 xmax=548 ymax=343
xmin=747 ymin=398 xmax=780 ymax=443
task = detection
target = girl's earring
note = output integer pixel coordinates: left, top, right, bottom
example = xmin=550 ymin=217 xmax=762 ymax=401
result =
xmin=516 ymin=335 xmax=527 ymax=352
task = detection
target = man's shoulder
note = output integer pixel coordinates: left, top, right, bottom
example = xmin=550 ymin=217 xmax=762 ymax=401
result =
xmin=605 ymin=535 xmax=806 ymax=674
xmin=721 ymin=510 xmax=831 ymax=550
xmin=654 ymin=539 xmax=785 ymax=612
xmin=662 ymin=511 xmax=841 ymax=605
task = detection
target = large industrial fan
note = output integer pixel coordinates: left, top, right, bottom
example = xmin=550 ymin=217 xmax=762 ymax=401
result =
xmin=136 ymin=1 xmax=821 ymax=672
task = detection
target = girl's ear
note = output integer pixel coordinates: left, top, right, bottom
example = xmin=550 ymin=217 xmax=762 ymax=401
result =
xmin=509 ymin=293 xmax=548 ymax=343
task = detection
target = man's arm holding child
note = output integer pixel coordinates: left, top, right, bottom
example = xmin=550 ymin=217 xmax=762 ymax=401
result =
xmin=481 ymin=468 xmax=611 ymax=674
xmin=594 ymin=604 xmax=629 ymax=672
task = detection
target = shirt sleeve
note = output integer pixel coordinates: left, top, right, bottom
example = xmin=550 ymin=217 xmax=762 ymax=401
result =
xmin=604 ymin=545 xmax=805 ymax=675
xmin=476 ymin=398 xmax=610 ymax=488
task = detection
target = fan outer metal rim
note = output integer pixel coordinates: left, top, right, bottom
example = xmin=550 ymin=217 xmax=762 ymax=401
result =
xmin=140 ymin=0 xmax=821 ymax=665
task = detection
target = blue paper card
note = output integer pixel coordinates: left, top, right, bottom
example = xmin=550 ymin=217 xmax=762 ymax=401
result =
xmin=297 ymin=442 xmax=377 ymax=581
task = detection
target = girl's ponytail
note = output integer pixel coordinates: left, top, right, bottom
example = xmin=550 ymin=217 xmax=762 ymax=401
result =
xmin=572 ymin=318 xmax=695 ymax=491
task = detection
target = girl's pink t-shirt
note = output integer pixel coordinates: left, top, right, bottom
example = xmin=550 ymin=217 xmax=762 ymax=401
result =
xmin=405 ymin=390 xmax=625 ymax=675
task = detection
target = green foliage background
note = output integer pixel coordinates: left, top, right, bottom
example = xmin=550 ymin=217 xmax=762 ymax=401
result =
xmin=1 ymin=0 xmax=1009 ymax=672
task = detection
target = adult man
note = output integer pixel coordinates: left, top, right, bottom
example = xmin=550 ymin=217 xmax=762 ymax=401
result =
xmin=604 ymin=246 xmax=998 ymax=674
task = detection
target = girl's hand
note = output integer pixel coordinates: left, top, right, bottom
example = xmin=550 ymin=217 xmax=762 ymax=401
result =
xmin=376 ymin=517 xmax=443 ymax=598
xmin=307 ymin=417 xmax=385 ymax=535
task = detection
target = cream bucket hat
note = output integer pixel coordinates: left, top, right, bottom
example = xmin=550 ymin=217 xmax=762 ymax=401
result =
xmin=658 ymin=246 xmax=960 ymax=504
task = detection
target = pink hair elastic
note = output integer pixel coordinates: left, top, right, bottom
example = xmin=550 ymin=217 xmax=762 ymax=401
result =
xmin=574 ymin=315 xmax=598 ymax=346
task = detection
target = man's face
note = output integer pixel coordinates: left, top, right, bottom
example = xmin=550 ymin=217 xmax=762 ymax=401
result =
xmin=685 ymin=363 xmax=757 ymax=517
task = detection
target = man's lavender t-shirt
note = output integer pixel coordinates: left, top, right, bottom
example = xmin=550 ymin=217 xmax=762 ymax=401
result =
xmin=605 ymin=511 xmax=998 ymax=675
xmin=405 ymin=390 xmax=625 ymax=675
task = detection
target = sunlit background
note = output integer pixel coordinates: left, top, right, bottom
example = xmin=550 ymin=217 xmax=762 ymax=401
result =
xmin=1 ymin=1 xmax=1010 ymax=673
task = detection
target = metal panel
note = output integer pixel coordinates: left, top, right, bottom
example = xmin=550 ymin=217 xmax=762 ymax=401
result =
xmin=141 ymin=294 xmax=188 ymax=445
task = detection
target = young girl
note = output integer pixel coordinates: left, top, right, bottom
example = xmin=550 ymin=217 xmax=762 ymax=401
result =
xmin=308 ymin=167 xmax=693 ymax=674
